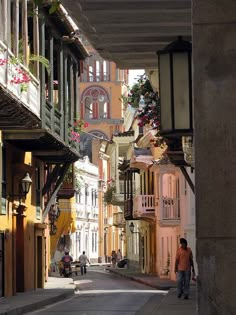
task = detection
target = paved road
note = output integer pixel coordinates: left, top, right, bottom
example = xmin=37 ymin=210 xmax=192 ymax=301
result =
xmin=26 ymin=266 xmax=167 ymax=315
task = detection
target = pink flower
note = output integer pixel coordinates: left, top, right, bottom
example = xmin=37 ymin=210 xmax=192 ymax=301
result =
xmin=84 ymin=122 xmax=89 ymax=128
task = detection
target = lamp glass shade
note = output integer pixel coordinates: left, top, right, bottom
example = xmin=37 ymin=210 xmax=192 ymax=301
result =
xmin=157 ymin=37 xmax=192 ymax=137
xmin=173 ymin=53 xmax=190 ymax=130
xmin=159 ymin=54 xmax=172 ymax=132
xmin=21 ymin=173 xmax=32 ymax=195
xmin=129 ymin=222 xmax=134 ymax=233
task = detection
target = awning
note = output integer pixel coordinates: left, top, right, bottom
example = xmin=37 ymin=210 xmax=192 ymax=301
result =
xmin=50 ymin=200 xmax=76 ymax=257
xmin=130 ymin=148 xmax=153 ymax=170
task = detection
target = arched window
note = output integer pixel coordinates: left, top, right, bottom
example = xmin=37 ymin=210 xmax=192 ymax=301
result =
xmin=85 ymin=97 xmax=93 ymax=119
xmin=81 ymin=86 xmax=110 ymax=120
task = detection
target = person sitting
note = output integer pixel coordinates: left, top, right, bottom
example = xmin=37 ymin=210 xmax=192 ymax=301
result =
xmin=61 ymin=251 xmax=73 ymax=275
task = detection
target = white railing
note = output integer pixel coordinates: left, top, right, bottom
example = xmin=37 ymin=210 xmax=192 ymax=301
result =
xmin=133 ymin=195 xmax=155 ymax=218
xmin=0 ymin=41 xmax=40 ymax=117
xmin=162 ymin=197 xmax=180 ymax=220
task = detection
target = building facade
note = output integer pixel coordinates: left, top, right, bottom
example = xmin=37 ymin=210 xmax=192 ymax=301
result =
xmin=0 ymin=1 xmax=87 ymax=297
xmin=78 ymin=51 xmax=128 ymax=262
xmin=70 ymin=156 xmax=99 ymax=263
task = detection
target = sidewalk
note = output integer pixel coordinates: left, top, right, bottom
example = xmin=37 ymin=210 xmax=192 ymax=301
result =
xmin=0 ymin=274 xmax=75 ymax=315
xmin=0 ymin=267 xmax=197 ymax=315
xmin=106 ymin=266 xmax=176 ymax=290
xmin=107 ymin=267 xmax=197 ymax=315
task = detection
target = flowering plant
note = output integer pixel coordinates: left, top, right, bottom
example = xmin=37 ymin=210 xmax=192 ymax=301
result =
xmin=127 ymin=74 xmax=164 ymax=147
xmin=70 ymin=119 xmax=89 ymax=143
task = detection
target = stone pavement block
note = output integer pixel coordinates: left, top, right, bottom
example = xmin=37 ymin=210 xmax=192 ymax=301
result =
xmin=153 ymin=288 xmax=197 ymax=315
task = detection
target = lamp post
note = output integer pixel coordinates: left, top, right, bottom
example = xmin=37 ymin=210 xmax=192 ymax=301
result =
xmin=156 ymin=36 xmax=195 ymax=193
xmin=8 ymin=172 xmax=33 ymax=204
xmin=129 ymin=222 xmax=139 ymax=234
xmin=21 ymin=173 xmax=32 ymax=196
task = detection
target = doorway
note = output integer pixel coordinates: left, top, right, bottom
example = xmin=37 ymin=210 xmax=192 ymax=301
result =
xmin=37 ymin=236 xmax=43 ymax=288
xmin=0 ymin=233 xmax=4 ymax=297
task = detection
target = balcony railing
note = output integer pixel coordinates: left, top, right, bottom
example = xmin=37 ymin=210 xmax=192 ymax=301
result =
xmin=133 ymin=195 xmax=155 ymax=218
xmin=113 ymin=212 xmax=125 ymax=227
xmin=161 ymin=197 xmax=180 ymax=224
xmin=0 ymin=41 xmax=40 ymax=118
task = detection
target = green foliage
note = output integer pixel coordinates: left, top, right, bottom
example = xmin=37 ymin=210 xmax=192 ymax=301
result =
xmin=104 ymin=184 xmax=116 ymax=205
xmin=29 ymin=54 xmax=50 ymax=74
xmin=32 ymin=0 xmax=61 ymax=14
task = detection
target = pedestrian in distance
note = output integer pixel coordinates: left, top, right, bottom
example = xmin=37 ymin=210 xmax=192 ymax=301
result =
xmin=79 ymin=251 xmax=90 ymax=275
xmin=175 ymin=238 xmax=195 ymax=300
xmin=116 ymin=249 xmax=122 ymax=262
xmin=111 ymin=250 xmax=117 ymax=268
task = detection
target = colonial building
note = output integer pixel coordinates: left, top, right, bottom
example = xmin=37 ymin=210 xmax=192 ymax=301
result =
xmin=78 ymin=51 xmax=128 ymax=262
xmin=0 ymin=1 xmax=87 ymax=297
xmin=70 ymin=156 xmax=99 ymax=263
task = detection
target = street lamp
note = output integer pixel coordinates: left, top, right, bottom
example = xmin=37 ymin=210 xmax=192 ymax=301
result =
xmin=156 ymin=36 xmax=193 ymax=139
xmin=156 ymin=37 xmax=195 ymax=193
xmin=8 ymin=172 xmax=32 ymax=203
xmin=21 ymin=173 xmax=32 ymax=196
xmin=129 ymin=222 xmax=139 ymax=234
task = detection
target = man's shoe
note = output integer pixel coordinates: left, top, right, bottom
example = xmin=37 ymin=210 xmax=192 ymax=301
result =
xmin=184 ymin=295 xmax=189 ymax=300
xmin=178 ymin=294 xmax=182 ymax=298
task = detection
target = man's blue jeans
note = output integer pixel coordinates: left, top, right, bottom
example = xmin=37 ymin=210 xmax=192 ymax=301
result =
xmin=80 ymin=264 xmax=87 ymax=275
xmin=177 ymin=270 xmax=191 ymax=296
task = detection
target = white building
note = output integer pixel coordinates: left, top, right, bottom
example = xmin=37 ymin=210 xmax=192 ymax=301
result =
xmin=70 ymin=156 xmax=99 ymax=263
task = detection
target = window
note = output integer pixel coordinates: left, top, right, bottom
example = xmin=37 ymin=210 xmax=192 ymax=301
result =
xmin=85 ymin=97 xmax=93 ymax=119
xmin=82 ymin=87 xmax=110 ymax=120
xmin=78 ymin=231 xmax=81 ymax=253
xmin=92 ymin=231 xmax=97 ymax=253
xmin=103 ymin=61 xmax=108 ymax=81
xmin=76 ymin=190 xmax=82 ymax=204
xmin=89 ymin=65 xmax=94 ymax=82
xmin=96 ymin=61 xmax=100 ymax=81
xmin=1 ymin=146 xmax=6 ymax=215
xmin=35 ymin=167 xmax=41 ymax=219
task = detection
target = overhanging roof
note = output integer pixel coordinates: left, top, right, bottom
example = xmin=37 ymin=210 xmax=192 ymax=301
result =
xmin=60 ymin=0 xmax=191 ymax=69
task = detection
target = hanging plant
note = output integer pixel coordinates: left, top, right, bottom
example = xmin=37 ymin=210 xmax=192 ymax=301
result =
xmin=103 ymin=181 xmax=116 ymax=205
xmin=69 ymin=119 xmax=89 ymax=143
xmin=126 ymin=73 xmax=165 ymax=147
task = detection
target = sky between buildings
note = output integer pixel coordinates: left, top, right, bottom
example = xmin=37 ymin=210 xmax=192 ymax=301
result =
xmin=128 ymin=69 xmax=145 ymax=87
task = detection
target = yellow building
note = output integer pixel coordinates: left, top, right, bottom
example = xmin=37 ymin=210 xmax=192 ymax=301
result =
xmin=0 ymin=2 xmax=87 ymax=297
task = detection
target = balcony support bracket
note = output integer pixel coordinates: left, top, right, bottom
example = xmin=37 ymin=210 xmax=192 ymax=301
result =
xmin=180 ymin=166 xmax=195 ymax=195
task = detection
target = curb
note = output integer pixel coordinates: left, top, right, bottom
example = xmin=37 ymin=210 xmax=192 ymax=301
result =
xmin=106 ymin=268 xmax=176 ymax=291
xmin=0 ymin=290 xmax=74 ymax=315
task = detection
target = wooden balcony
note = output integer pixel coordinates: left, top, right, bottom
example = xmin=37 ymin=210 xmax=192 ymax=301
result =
xmin=160 ymin=197 xmax=181 ymax=226
xmin=133 ymin=195 xmax=155 ymax=219
xmin=124 ymin=199 xmax=133 ymax=220
xmin=0 ymin=41 xmax=40 ymax=129
xmin=113 ymin=212 xmax=125 ymax=227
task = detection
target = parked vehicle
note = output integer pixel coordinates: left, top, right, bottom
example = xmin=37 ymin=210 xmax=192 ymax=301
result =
xmin=71 ymin=261 xmax=80 ymax=276
xmin=117 ymin=258 xmax=128 ymax=268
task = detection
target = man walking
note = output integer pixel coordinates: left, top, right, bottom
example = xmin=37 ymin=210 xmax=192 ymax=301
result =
xmin=79 ymin=251 xmax=90 ymax=275
xmin=175 ymin=238 xmax=195 ymax=300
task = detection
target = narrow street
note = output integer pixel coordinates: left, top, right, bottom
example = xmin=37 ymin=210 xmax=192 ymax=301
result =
xmin=26 ymin=266 xmax=167 ymax=315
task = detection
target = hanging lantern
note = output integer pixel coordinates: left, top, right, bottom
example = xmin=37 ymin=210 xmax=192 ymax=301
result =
xmin=156 ymin=36 xmax=193 ymax=138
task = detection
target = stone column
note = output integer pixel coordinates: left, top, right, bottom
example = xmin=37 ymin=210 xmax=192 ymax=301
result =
xmin=193 ymin=1 xmax=236 ymax=313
